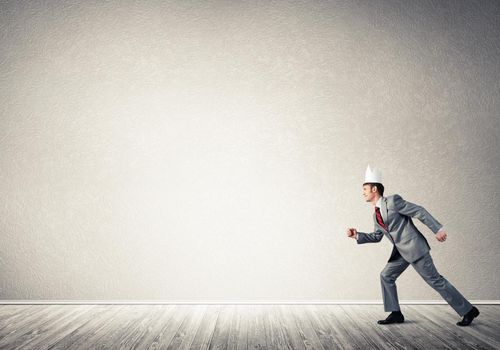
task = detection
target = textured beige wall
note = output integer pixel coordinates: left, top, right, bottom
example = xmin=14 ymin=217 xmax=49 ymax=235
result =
xmin=1 ymin=0 xmax=499 ymax=301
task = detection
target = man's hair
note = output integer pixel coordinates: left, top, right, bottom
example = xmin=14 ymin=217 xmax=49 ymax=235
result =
xmin=363 ymin=182 xmax=385 ymax=196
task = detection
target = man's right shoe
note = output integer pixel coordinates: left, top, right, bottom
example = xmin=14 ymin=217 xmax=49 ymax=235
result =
xmin=457 ymin=306 xmax=480 ymax=326
xmin=377 ymin=311 xmax=405 ymax=324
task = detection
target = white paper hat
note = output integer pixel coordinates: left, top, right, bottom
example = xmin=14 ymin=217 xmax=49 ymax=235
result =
xmin=364 ymin=165 xmax=382 ymax=183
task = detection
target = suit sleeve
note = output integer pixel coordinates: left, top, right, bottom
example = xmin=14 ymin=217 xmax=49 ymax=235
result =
xmin=356 ymin=227 xmax=384 ymax=244
xmin=393 ymin=194 xmax=443 ymax=234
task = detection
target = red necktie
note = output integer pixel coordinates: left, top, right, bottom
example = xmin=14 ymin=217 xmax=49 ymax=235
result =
xmin=375 ymin=207 xmax=387 ymax=230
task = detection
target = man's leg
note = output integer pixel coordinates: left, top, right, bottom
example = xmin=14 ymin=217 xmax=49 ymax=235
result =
xmin=411 ymin=252 xmax=473 ymax=316
xmin=380 ymin=254 xmax=410 ymax=312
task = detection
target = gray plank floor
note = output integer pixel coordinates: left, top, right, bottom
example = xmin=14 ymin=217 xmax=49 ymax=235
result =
xmin=0 ymin=304 xmax=498 ymax=350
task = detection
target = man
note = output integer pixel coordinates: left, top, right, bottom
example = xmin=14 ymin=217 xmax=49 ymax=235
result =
xmin=346 ymin=165 xmax=479 ymax=326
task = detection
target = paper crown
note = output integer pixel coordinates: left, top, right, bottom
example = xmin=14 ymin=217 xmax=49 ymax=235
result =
xmin=364 ymin=165 xmax=382 ymax=183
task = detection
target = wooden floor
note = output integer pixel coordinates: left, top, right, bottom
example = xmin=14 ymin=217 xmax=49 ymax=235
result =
xmin=0 ymin=304 xmax=499 ymax=350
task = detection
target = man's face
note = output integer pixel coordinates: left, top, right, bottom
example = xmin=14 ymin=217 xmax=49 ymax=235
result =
xmin=362 ymin=184 xmax=377 ymax=202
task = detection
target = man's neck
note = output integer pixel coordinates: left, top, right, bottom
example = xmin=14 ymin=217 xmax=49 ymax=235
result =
xmin=371 ymin=194 xmax=382 ymax=207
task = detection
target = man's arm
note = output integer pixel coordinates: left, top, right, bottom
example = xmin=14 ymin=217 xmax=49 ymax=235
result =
xmin=355 ymin=228 xmax=384 ymax=244
xmin=393 ymin=194 xmax=443 ymax=234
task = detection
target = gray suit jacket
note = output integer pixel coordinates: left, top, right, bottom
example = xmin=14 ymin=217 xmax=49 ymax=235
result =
xmin=357 ymin=194 xmax=443 ymax=263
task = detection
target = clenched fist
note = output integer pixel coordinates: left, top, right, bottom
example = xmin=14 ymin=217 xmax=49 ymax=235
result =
xmin=347 ymin=228 xmax=358 ymax=239
xmin=436 ymin=230 xmax=448 ymax=242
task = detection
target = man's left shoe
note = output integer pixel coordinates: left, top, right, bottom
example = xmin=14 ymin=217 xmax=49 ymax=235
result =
xmin=377 ymin=311 xmax=404 ymax=324
xmin=457 ymin=306 xmax=480 ymax=326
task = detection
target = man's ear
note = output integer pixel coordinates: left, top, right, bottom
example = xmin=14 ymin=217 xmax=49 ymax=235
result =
xmin=372 ymin=185 xmax=378 ymax=193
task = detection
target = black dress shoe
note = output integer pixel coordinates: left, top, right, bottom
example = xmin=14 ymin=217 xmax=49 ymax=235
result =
xmin=377 ymin=311 xmax=405 ymax=324
xmin=457 ymin=306 xmax=479 ymax=326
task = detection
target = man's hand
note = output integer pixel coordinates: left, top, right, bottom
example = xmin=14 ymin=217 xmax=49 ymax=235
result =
xmin=347 ymin=228 xmax=358 ymax=239
xmin=436 ymin=230 xmax=447 ymax=242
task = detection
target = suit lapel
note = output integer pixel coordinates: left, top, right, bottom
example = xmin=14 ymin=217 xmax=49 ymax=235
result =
xmin=373 ymin=212 xmax=387 ymax=232
xmin=381 ymin=197 xmax=389 ymax=228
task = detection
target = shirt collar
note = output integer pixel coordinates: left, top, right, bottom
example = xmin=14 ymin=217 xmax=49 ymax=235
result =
xmin=375 ymin=196 xmax=383 ymax=208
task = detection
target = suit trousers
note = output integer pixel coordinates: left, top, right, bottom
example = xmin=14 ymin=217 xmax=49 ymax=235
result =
xmin=380 ymin=252 xmax=473 ymax=316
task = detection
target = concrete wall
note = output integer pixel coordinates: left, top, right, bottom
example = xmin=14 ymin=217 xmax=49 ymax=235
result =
xmin=1 ymin=0 xmax=499 ymax=301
